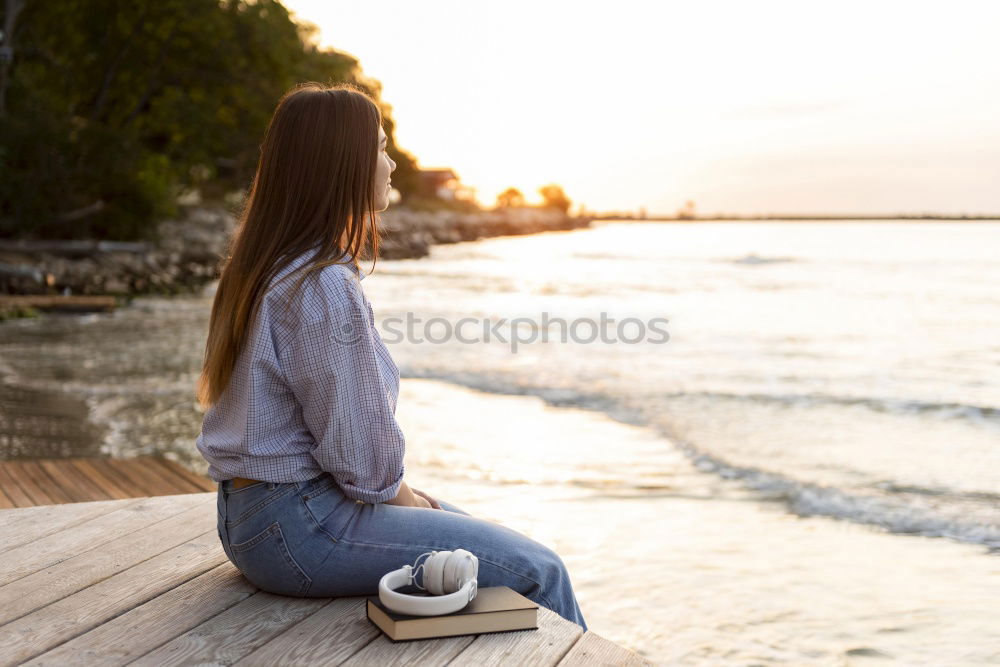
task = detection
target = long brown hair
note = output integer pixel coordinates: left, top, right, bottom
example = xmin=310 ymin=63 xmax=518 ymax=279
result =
xmin=196 ymin=82 xmax=384 ymax=409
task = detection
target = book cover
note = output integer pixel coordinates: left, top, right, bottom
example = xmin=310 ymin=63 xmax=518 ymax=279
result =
xmin=365 ymin=585 xmax=539 ymax=642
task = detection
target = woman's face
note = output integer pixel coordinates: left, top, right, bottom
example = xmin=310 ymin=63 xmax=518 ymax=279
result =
xmin=374 ymin=126 xmax=397 ymax=211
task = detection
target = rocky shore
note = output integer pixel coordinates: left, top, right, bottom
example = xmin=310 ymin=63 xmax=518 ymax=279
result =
xmin=375 ymin=205 xmax=593 ymax=258
xmin=0 ymin=204 xmax=593 ymax=301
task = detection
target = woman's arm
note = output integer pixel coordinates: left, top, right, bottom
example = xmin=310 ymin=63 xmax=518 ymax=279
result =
xmin=279 ymin=271 xmax=407 ymax=505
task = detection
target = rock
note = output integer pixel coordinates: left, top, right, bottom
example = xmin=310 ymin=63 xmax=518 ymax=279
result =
xmin=0 ymin=203 xmax=592 ymax=299
xmin=102 ymin=278 xmax=130 ymax=293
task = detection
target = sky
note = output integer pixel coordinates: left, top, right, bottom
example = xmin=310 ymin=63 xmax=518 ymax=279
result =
xmin=282 ymin=0 xmax=1000 ymax=216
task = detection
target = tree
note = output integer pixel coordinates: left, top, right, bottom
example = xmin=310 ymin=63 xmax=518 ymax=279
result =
xmin=0 ymin=0 xmax=416 ymax=240
xmin=495 ymin=187 xmax=525 ymax=208
xmin=538 ymin=183 xmax=571 ymax=213
xmin=0 ymin=0 xmax=26 ymax=115
xmin=677 ymin=200 xmax=696 ymax=220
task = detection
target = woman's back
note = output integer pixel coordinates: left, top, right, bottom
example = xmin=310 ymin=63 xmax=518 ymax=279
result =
xmin=196 ymin=249 xmax=404 ymax=503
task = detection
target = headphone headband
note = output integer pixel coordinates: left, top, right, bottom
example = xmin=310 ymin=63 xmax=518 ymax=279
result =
xmin=378 ymin=549 xmax=479 ymax=616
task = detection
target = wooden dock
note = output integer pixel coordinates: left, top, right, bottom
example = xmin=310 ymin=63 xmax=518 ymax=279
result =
xmin=0 ymin=457 xmax=215 ymax=508
xmin=0 ymin=493 xmax=651 ymax=665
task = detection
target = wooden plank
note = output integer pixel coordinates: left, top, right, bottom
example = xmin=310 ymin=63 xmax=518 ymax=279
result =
xmin=0 ymin=498 xmax=127 ymax=552
xmin=23 ymin=460 xmax=76 ymax=504
xmin=449 ymin=607 xmax=584 ymax=666
xmin=0 ymin=464 xmax=35 ymax=507
xmin=0 ymin=458 xmax=190 ymax=507
xmin=0 ymin=295 xmax=117 ymax=313
xmin=23 ymin=564 xmax=256 ymax=667
xmin=2 ymin=461 xmax=62 ymax=506
xmin=340 ymin=630 xmax=477 ymax=665
xmin=142 ymin=457 xmax=205 ymax=494
xmin=133 ymin=462 xmax=199 ymax=495
xmin=0 ymin=486 xmax=14 ymax=510
xmin=556 ymin=631 xmax=654 ymax=666
xmin=0 ymin=531 xmax=227 ymax=665
xmin=151 ymin=457 xmax=216 ymax=492
xmin=74 ymin=458 xmax=147 ymax=498
xmin=143 ymin=457 xmax=209 ymax=494
xmin=129 ymin=592 xmax=330 ymax=666
xmin=0 ymin=497 xmax=214 ymax=625
xmin=0 ymin=494 xmax=202 ymax=586
xmin=0 ymin=498 xmax=144 ymax=554
xmin=132 ymin=457 xmax=203 ymax=495
xmin=233 ymin=598 xmax=379 ymax=666
xmin=27 ymin=460 xmax=77 ymax=504
xmin=38 ymin=460 xmax=107 ymax=502
xmin=104 ymin=457 xmax=188 ymax=496
xmin=92 ymin=456 xmax=168 ymax=497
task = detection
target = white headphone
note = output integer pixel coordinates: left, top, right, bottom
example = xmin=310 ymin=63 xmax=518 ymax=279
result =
xmin=378 ymin=548 xmax=479 ymax=616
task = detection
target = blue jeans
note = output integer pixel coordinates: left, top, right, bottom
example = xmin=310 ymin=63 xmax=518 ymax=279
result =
xmin=216 ymin=472 xmax=588 ymax=631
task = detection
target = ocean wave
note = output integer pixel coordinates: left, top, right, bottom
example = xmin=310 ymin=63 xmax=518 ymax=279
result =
xmin=399 ymin=367 xmax=1000 ymax=549
xmin=404 ymin=373 xmax=1000 ymax=426
xmin=658 ymin=390 xmax=1000 ymax=425
xmin=729 ymin=253 xmax=797 ymax=265
xmin=675 ymin=443 xmax=1000 ymax=548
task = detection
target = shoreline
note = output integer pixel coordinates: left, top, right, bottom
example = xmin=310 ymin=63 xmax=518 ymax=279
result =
xmin=0 ymin=204 xmax=593 ymax=309
xmin=602 ymin=215 xmax=1000 ymax=222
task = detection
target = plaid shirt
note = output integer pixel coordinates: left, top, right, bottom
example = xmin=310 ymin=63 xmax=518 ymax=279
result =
xmin=196 ymin=249 xmax=405 ymax=503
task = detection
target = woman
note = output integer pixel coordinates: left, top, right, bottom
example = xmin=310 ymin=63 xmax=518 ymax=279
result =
xmin=195 ymin=82 xmax=587 ymax=631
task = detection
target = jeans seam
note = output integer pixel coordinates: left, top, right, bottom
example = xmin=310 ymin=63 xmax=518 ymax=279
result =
xmin=300 ymin=477 xmax=339 ymax=501
xmin=297 ymin=491 xmax=342 ymax=543
xmin=310 ymin=538 xmax=340 ymax=576
xmin=224 ymin=483 xmax=268 ymax=494
xmin=463 ymin=553 xmax=555 ymax=611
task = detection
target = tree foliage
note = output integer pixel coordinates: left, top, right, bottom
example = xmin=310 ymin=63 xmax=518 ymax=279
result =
xmin=496 ymin=186 xmax=525 ymax=208
xmin=538 ymin=183 xmax=571 ymax=213
xmin=0 ymin=0 xmax=418 ymax=240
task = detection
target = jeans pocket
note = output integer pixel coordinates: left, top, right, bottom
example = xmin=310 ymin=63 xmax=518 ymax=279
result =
xmin=230 ymin=521 xmax=312 ymax=597
xmin=226 ymin=484 xmax=297 ymax=529
xmin=300 ymin=474 xmax=339 ymax=502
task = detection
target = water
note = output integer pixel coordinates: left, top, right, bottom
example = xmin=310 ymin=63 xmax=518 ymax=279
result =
xmin=1 ymin=220 xmax=998 ymax=664
xmin=363 ymin=220 xmax=1000 ymax=548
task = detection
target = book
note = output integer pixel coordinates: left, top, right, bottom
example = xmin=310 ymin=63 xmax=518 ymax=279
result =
xmin=365 ymin=586 xmax=539 ymax=642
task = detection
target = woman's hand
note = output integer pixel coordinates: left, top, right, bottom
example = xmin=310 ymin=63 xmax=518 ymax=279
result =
xmin=383 ymin=480 xmax=439 ymax=509
xmin=411 ymin=487 xmax=442 ymax=510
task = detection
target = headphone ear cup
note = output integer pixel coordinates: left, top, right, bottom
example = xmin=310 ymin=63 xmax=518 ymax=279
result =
xmin=466 ymin=552 xmax=479 ymax=581
xmin=424 ymin=551 xmax=450 ymax=596
xmin=444 ymin=549 xmax=478 ymax=594
xmin=442 ymin=551 xmax=464 ymax=594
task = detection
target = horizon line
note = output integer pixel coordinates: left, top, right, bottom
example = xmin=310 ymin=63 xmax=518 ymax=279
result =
xmin=589 ymin=212 xmax=1000 ymax=221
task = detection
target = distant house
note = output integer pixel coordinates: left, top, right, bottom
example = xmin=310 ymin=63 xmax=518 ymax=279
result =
xmin=416 ymin=168 xmax=475 ymax=202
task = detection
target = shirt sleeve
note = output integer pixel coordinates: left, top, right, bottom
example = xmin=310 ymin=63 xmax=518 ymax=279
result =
xmin=279 ymin=271 xmax=405 ymax=504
